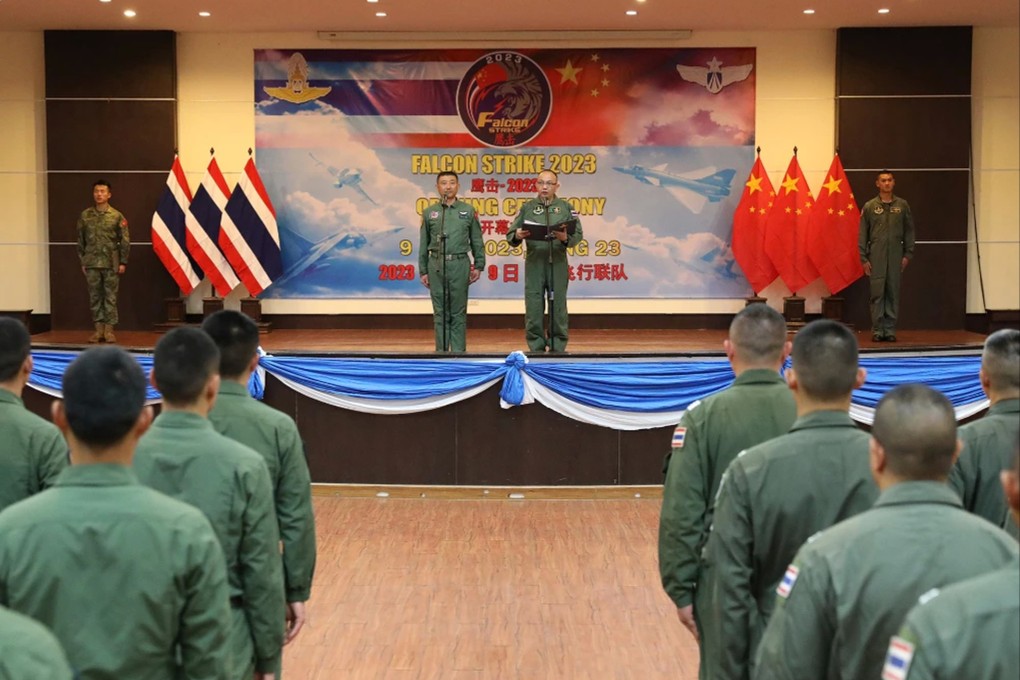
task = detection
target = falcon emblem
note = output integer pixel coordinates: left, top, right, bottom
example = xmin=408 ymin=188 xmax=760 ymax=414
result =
xmin=676 ymin=57 xmax=753 ymax=94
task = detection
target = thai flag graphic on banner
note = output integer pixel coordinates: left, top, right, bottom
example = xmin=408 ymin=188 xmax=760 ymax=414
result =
xmin=186 ymin=155 xmax=241 ymax=297
xmin=219 ymin=156 xmax=283 ymax=296
xmin=151 ymin=155 xmax=202 ymax=294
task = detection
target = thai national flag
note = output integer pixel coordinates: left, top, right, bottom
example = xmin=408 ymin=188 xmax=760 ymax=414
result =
xmin=881 ymin=636 xmax=914 ymax=680
xmin=219 ymin=156 xmax=282 ymax=297
xmin=185 ymin=156 xmax=241 ymax=297
xmin=151 ymin=156 xmax=202 ymax=294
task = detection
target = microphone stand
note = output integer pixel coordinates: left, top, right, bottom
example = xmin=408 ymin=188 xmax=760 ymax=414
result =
xmin=544 ymin=197 xmax=554 ymax=353
xmin=439 ymin=190 xmax=449 ymax=352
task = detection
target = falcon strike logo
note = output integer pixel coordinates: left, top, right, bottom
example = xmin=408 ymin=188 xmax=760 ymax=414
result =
xmin=457 ymin=52 xmax=552 ymax=148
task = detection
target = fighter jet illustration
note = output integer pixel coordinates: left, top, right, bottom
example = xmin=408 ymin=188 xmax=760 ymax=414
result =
xmin=621 ymin=239 xmax=742 ymax=282
xmin=612 ymin=164 xmax=737 ymax=214
xmin=309 ymin=153 xmax=378 ymax=206
xmin=272 ymin=222 xmax=404 ymax=289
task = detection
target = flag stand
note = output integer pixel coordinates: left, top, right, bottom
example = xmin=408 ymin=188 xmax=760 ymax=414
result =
xmin=202 ymin=296 xmax=225 ymax=317
xmin=821 ymin=296 xmax=852 ymax=328
xmin=155 ymin=297 xmax=188 ymax=331
xmin=745 ymin=295 xmax=767 ymax=307
xmin=241 ymin=297 xmax=272 ymax=335
xmin=782 ymin=295 xmax=806 ymax=331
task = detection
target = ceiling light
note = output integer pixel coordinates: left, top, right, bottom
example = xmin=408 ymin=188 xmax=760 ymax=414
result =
xmin=100 ymin=0 xmax=112 ymax=3
xmin=367 ymin=0 xmax=379 ymax=3
xmin=803 ymin=8 xmax=815 ymax=14
xmin=198 ymin=11 xmax=211 ymax=17
xmin=123 ymin=9 xmax=136 ymax=17
xmin=626 ymin=10 xmax=638 ymax=15
xmin=878 ymin=7 xmax=890 ymax=13
xmin=375 ymin=11 xmax=387 ymax=17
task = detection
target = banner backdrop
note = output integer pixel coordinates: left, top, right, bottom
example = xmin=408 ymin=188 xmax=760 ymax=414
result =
xmin=254 ymin=47 xmax=756 ymax=299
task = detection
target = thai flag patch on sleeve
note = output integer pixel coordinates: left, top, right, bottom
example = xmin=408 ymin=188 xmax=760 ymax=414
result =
xmin=881 ymin=636 xmax=914 ymax=680
xmin=672 ymin=426 xmax=687 ymax=449
xmin=776 ymin=564 xmax=799 ymax=599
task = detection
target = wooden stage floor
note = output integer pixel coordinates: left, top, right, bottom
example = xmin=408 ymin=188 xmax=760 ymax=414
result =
xmin=31 ymin=327 xmax=987 ymax=356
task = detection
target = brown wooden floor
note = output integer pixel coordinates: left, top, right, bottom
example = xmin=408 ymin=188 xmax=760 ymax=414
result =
xmin=31 ymin=327 xmax=986 ymax=356
xmin=282 ymin=495 xmax=698 ymax=679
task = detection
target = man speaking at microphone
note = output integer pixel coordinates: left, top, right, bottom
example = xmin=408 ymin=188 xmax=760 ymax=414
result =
xmin=419 ymin=171 xmax=486 ymax=352
xmin=507 ymin=170 xmax=584 ymax=353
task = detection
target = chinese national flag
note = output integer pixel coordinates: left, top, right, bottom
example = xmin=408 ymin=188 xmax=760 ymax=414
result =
xmin=806 ymin=154 xmax=864 ymax=295
xmin=763 ymin=154 xmax=819 ymax=294
xmin=731 ymin=155 xmax=778 ymax=294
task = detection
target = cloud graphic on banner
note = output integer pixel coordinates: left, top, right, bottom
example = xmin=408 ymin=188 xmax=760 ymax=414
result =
xmin=615 ymin=85 xmax=753 ymax=146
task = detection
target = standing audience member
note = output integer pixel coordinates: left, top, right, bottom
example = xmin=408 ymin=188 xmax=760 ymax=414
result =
xmin=0 ymin=318 xmax=68 ymax=512
xmin=0 ymin=347 xmax=231 ymax=678
xmin=658 ymin=303 xmax=796 ymax=678
xmin=705 ymin=319 xmax=878 ymax=679
xmin=755 ymin=384 xmax=1018 ymax=680
xmin=134 ymin=328 xmax=285 ymax=680
xmin=203 ymin=310 xmax=316 ymax=644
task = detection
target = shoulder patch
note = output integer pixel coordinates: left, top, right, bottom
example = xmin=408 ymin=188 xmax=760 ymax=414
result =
xmin=776 ymin=564 xmax=799 ymax=599
xmin=120 ymin=218 xmax=128 ymax=227
xmin=671 ymin=426 xmax=686 ymax=449
xmin=917 ymin=587 xmax=940 ymax=606
xmin=687 ymin=399 xmax=702 ymax=412
xmin=881 ymin=636 xmax=914 ymax=680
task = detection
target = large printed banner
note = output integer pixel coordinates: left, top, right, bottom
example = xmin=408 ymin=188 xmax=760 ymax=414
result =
xmin=254 ymin=48 xmax=756 ymax=298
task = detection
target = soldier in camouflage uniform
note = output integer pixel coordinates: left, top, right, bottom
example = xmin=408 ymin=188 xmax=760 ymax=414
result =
xmin=77 ymin=179 xmax=129 ymax=343
xmin=418 ymin=172 xmax=486 ymax=352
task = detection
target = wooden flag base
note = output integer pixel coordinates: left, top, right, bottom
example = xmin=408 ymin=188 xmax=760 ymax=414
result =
xmin=745 ymin=295 xmax=767 ymax=307
xmin=154 ymin=297 xmax=188 ymax=332
xmin=783 ymin=295 xmax=806 ymax=332
xmin=821 ymin=296 xmax=848 ymax=324
xmin=240 ymin=297 xmax=272 ymax=334
xmin=202 ymin=297 xmax=225 ymax=317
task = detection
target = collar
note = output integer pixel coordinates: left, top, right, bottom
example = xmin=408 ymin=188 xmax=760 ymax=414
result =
xmin=0 ymin=388 xmax=22 ymax=406
xmin=218 ymin=380 xmax=250 ymax=397
xmin=53 ymin=463 xmax=139 ymax=488
xmin=789 ymin=410 xmax=856 ymax=432
xmin=152 ymin=411 xmax=215 ymax=431
xmin=732 ymin=367 xmax=785 ymax=386
xmin=988 ymin=398 xmax=1020 ymax=416
xmin=873 ymin=481 xmax=963 ymax=510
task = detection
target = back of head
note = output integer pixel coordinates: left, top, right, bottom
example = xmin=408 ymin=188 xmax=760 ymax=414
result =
xmin=153 ymin=327 xmax=220 ymax=406
xmin=201 ymin=310 xmax=259 ymax=379
xmin=0 ymin=318 xmax=31 ymax=382
xmin=729 ymin=303 xmax=788 ymax=366
xmin=981 ymin=328 xmax=1020 ymax=395
xmin=791 ymin=320 xmax=859 ymax=401
xmin=63 ymin=347 xmax=147 ymax=447
xmin=872 ymin=384 xmax=957 ymax=481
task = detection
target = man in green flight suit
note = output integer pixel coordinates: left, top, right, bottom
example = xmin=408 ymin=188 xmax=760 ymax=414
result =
xmin=0 ymin=318 xmax=68 ymax=512
xmin=858 ymin=170 xmax=915 ymax=342
xmin=507 ymin=170 xmax=584 ymax=353
xmin=0 ymin=346 xmax=232 ymax=679
xmin=948 ymin=328 xmax=1020 ymax=532
xmin=77 ymin=179 xmax=130 ymax=343
xmin=658 ymin=303 xmax=796 ymax=679
xmin=704 ymin=319 xmax=878 ymax=680
xmin=418 ymin=171 xmax=486 ymax=352
xmin=755 ymin=384 xmax=1019 ymax=680
xmin=135 ymin=328 xmax=286 ymax=680
xmin=203 ymin=310 xmax=317 ymax=646
xmin=0 ymin=605 xmax=73 ymax=679
xmin=882 ymin=442 xmax=1020 ymax=679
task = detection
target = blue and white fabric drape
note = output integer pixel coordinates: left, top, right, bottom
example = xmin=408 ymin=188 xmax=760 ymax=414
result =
xmin=28 ymin=350 xmax=986 ymax=431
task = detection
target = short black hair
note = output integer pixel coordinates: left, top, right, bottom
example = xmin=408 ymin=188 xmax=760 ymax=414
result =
xmin=436 ymin=171 xmax=458 ymax=182
xmin=877 ymin=170 xmax=894 ymax=179
xmin=791 ymin=320 xmax=859 ymax=401
xmin=201 ymin=310 xmax=259 ymax=379
xmin=62 ymin=347 xmax=147 ymax=447
xmin=872 ymin=384 xmax=957 ymax=481
xmin=982 ymin=328 xmax=1020 ymax=393
xmin=152 ymin=327 xmax=220 ymax=406
xmin=0 ymin=318 xmax=31 ymax=382
xmin=93 ymin=179 xmax=111 ymax=190
xmin=729 ymin=303 xmax=787 ymax=365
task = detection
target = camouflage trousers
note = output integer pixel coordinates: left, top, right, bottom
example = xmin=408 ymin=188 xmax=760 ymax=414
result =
xmin=84 ymin=268 xmax=119 ymax=325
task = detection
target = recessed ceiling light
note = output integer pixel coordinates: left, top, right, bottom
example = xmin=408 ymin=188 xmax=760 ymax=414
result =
xmin=198 ymin=11 xmax=211 ymax=17
xmin=626 ymin=10 xmax=638 ymax=15
xmin=123 ymin=9 xmax=136 ymax=17
xmin=100 ymin=0 xmax=112 ymax=3
xmin=375 ymin=11 xmax=387 ymax=16
xmin=878 ymin=7 xmax=890 ymax=13
xmin=367 ymin=0 xmax=379 ymax=3
xmin=803 ymin=8 xmax=815 ymax=14
xmin=636 ymin=0 xmax=647 ymax=3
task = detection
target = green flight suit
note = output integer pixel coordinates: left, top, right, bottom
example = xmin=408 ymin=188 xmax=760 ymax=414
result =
xmin=507 ymin=197 xmax=583 ymax=352
xmin=704 ymin=410 xmax=878 ymax=680
xmin=418 ymin=199 xmax=486 ymax=352
xmin=948 ymin=398 xmax=1020 ymax=532
xmin=755 ymin=482 xmax=1019 ymax=680
xmin=886 ymin=557 xmax=1020 ymax=680
xmin=77 ymin=205 xmax=129 ymax=325
xmin=658 ymin=368 xmax=795 ymax=679
xmin=134 ymin=412 xmax=286 ymax=678
xmin=209 ymin=380 xmax=317 ymax=603
xmin=858 ymin=194 xmax=914 ymax=339
xmin=0 ymin=464 xmax=232 ymax=679
xmin=0 ymin=387 xmax=68 ymax=512
xmin=0 ymin=605 xmax=73 ymax=680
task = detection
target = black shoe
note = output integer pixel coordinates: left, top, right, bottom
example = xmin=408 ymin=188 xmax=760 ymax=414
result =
xmin=872 ymin=334 xmax=883 ymax=342
xmin=886 ymin=335 xmax=897 ymax=343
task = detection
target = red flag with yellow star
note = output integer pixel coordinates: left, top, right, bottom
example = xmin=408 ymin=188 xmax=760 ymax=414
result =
xmin=806 ymin=154 xmax=864 ymax=294
xmin=731 ymin=154 xmax=778 ymax=294
xmin=763 ymin=153 xmax=819 ymax=294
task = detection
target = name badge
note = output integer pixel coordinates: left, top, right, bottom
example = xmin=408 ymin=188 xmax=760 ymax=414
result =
xmin=890 ymin=207 xmax=902 ymax=213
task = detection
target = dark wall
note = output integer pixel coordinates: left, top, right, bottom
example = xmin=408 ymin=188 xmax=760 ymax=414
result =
xmin=45 ymin=31 xmax=181 ymax=331
xmin=836 ymin=27 xmax=972 ymax=331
